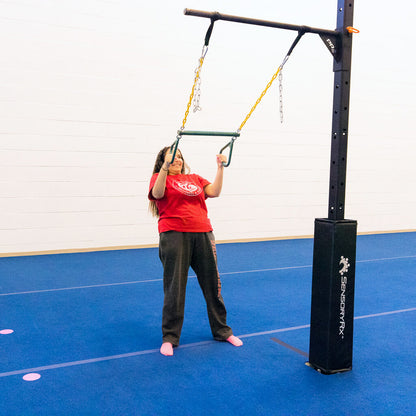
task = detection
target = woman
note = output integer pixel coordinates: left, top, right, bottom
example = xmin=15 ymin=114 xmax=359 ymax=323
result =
xmin=148 ymin=146 xmax=243 ymax=356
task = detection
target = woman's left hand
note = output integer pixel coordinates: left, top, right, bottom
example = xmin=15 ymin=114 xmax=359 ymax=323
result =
xmin=216 ymin=154 xmax=227 ymax=168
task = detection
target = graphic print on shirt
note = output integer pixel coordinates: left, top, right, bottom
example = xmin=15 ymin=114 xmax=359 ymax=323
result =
xmin=171 ymin=179 xmax=203 ymax=196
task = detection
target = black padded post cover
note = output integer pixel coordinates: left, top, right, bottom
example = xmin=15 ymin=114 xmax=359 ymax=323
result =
xmin=308 ymin=218 xmax=357 ymax=374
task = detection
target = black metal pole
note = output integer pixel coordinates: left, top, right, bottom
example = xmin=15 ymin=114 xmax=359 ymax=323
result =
xmin=184 ymin=8 xmax=338 ymax=37
xmin=327 ymin=2 xmax=354 ymax=220
xmin=308 ymin=0 xmax=358 ymax=374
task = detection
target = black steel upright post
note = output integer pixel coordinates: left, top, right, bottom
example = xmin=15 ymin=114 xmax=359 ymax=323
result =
xmin=308 ymin=0 xmax=358 ymax=374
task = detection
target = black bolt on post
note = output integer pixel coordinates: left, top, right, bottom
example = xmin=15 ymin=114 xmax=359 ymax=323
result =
xmin=308 ymin=0 xmax=358 ymax=374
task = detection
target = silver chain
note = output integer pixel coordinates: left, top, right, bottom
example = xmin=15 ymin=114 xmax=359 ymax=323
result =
xmin=278 ymin=69 xmax=283 ymax=123
xmin=192 ymin=46 xmax=208 ymax=113
xmin=193 ymin=74 xmax=202 ymax=112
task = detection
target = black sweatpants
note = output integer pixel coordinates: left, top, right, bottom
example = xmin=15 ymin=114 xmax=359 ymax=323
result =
xmin=159 ymin=231 xmax=233 ymax=346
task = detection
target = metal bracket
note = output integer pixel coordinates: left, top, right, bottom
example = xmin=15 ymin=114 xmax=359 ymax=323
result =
xmin=319 ymin=33 xmax=341 ymax=61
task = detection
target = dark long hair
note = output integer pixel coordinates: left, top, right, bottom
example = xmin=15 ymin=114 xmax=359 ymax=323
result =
xmin=148 ymin=146 xmax=189 ymax=217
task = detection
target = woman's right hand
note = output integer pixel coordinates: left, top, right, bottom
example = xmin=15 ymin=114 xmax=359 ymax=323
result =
xmin=163 ymin=149 xmax=174 ymax=171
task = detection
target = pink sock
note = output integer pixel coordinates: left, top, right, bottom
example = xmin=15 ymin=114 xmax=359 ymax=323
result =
xmin=226 ymin=335 xmax=243 ymax=347
xmin=160 ymin=342 xmax=174 ymax=356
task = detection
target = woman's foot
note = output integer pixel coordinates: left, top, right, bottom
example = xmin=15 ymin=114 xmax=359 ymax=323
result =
xmin=160 ymin=342 xmax=174 ymax=356
xmin=226 ymin=335 xmax=243 ymax=347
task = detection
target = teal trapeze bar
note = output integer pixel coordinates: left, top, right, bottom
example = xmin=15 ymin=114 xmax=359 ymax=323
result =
xmin=177 ymin=130 xmax=240 ymax=137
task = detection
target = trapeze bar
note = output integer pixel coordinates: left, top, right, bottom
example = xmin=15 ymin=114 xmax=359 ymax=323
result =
xmin=178 ymin=130 xmax=240 ymax=137
xmin=219 ymin=137 xmax=236 ymax=168
xmin=169 ymin=135 xmax=181 ymax=164
xmin=184 ymin=8 xmax=338 ymax=37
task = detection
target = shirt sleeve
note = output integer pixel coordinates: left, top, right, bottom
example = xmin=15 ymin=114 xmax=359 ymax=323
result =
xmin=195 ymin=174 xmax=211 ymax=198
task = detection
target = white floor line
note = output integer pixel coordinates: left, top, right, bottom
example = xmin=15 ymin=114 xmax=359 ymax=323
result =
xmin=357 ymin=255 xmax=416 ymax=263
xmin=354 ymin=307 xmax=416 ymax=320
xmin=0 ymin=278 xmax=163 ymax=297
xmin=0 ymin=348 xmax=161 ymax=378
xmin=0 ymin=266 xmax=312 ymax=296
xmin=3 ymin=254 xmax=416 ymax=297
xmin=0 ymin=306 xmax=414 ymax=379
xmin=221 ymin=265 xmax=312 ymax=276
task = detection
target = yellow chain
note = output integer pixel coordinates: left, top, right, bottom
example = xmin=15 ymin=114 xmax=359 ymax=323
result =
xmin=181 ymin=54 xmax=282 ymax=133
xmin=180 ymin=55 xmax=205 ymax=130
xmin=238 ymin=65 xmax=282 ymax=132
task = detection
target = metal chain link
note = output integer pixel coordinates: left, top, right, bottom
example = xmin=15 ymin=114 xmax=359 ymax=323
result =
xmin=192 ymin=69 xmax=202 ymax=112
xmin=180 ymin=46 xmax=208 ymax=130
xmin=238 ymin=66 xmax=283 ymax=132
xmin=278 ymin=69 xmax=283 ymax=123
xmin=193 ymin=45 xmax=209 ymax=112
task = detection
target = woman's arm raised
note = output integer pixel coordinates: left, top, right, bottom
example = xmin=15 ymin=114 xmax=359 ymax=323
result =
xmin=151 ymin=161 xmax=170 ymax=199
xmin=204 ymin=154 xmax=226 ymax=198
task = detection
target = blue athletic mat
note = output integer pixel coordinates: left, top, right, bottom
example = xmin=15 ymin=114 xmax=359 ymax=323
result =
xmin=1 ymin=233 xmax=415 ymax=415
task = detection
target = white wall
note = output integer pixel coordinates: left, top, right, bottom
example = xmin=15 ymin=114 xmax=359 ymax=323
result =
xmin=1 ymin=0 xmax=415 ymax=254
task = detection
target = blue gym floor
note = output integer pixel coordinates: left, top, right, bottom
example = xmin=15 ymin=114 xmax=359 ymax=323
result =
xmin=1 ymin=232 xmax=415 ymax=415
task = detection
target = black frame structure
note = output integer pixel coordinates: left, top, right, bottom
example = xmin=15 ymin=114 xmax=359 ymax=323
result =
xmin=184 ymin=0 xmax=357 ymax=374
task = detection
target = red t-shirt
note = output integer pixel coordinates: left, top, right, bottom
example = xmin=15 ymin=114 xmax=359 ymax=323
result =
xmin=148 ymin=173 xmax=213 ymax=233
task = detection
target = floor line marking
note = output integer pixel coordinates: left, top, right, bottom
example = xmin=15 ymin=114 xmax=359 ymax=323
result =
xmin=354 ymin=307 xmax=416 ymax=319
xmin=271 ymin=337 xmax=309 ymax=358
xmin=221 ymin=265 xmax=312 ymax=276
xmin=1 ymin=307 xmax=414 ymax=379
xmin=0 ymin=266 xmax=312 ymax=296
xmin=0 ymin=348 xmax=160 ymax=378
xmin=357 ymin=255 xmax=416 ymax=263
xmin=0 ymin=279 xmax=164 ymax=296
xmin=0 ymin=323 xmax=311 ymax=378
xmin=1 ymin=254 xmax=415 ymax=297
xmin=239 ymin=324 xmax=310 ymax=339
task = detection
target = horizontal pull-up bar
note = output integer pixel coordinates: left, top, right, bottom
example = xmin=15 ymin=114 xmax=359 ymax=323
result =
xmin=184 ymin=8 xmax=339 ymax=37
xmin=178 ymin=130 xmax=240 ymax=137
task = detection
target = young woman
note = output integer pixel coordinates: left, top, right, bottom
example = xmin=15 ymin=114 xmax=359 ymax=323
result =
xmin=148 ymin=146 xmax=243 ymax=356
